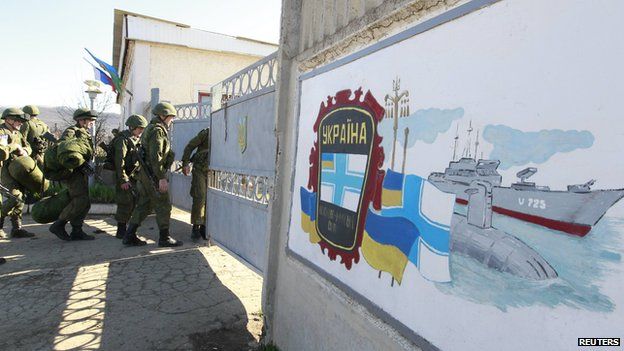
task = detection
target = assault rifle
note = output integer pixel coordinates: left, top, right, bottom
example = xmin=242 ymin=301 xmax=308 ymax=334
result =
xmin=0 ymin=183 xmax=22 ymax=203
xmin=137 ymin=147 xmax=160 ymax=192
xmin=77 ymin=162 xmax=105 ymax=183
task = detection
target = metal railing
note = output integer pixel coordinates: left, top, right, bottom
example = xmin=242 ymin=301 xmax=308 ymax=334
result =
xmin=174 ymin=102 xmax=211 ymax=120
xmin=211 ymin=51 xmax=278 ymax=109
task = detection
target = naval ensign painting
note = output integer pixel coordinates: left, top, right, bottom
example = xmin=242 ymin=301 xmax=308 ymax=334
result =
xmin=287 ymin=0 xmax=624 ymax=350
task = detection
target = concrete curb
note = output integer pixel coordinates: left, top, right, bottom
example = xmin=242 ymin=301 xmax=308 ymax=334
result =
xmin=25 ymin=203 xmax=117 ymax=215
xmin=89 ymin=203 xmax=117 ymax=215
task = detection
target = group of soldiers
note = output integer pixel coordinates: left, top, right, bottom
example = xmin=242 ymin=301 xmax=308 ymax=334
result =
xmin=0 ymin=101 xmax=211 ymax=265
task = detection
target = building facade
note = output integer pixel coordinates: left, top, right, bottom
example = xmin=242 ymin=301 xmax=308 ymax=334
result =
xmin=112 ymin=10 xmax=277 ymax=121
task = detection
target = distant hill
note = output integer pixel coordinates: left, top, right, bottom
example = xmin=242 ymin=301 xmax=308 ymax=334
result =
xmin=0 ymin=105 xmax=120 ymax=135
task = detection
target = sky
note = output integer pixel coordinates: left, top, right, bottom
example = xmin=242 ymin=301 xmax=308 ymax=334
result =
xmin=0 ymin=0 xmax=281 ymax=111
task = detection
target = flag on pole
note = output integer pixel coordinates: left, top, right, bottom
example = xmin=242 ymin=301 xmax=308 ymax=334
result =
xmin=85 ymin=48 xmax=121 ymax=93
xmin=92 ymin=66 xmax=116 ymax=92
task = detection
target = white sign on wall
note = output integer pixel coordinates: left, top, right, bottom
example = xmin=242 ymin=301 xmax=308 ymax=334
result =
xmin=287 ymin=0 xmax=624 ymax=350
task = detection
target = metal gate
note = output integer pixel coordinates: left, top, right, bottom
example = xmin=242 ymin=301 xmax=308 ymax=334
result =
xmin=169 ymin=53 xmax=277 ymax=273
xmin=206 ymin=53 xmax=277 ymax=272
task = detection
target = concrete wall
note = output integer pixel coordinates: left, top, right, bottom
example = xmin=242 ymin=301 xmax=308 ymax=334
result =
xmin=149 ymin=44 xmax=264 ymax=105
xmin=264 ymin=1 xmax=485 ymax=351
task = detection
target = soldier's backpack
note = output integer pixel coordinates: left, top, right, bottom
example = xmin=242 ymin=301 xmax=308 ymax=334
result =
xmin=31 ymin=189 xmax=71 ymax=223
xmin=43 ymin=143 xmax=72 ymax=180
xmin=8 ymin=155 xmax=49 ymax=194
xmin=43 ymin=137 xmax=91 ymax=180
xmin=102 ymin=130 xmax=120 ymax=170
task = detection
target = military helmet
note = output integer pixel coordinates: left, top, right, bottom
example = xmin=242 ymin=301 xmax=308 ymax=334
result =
xmin=153 ymin=102 xmax=176 ymax=117
xmin=73 ymin=108 xmax=98 ymax=120
xmin=2 ymin=107 xmax=29 ymax=122
xmin=22 ymin=105 xmax=40 ymax=116
xmin=126 ymin=114 xmax=148 ymax=128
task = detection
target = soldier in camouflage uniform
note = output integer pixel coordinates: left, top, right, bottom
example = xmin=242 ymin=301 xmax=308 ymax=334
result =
xmin=124 ymin=102 xmax=182 ymax=247
xmin=112 ymin=114 xmax=148 ymax=239
xmin=0 ymin=107 xmax=34 ymax=238
xmin=182 ymin=128 xmax=210 ymax=241
xmin=21 ymin=105 xmax=54 ymax=169
xmin=0 ymin=124 xmax=11 ymax=264
xmin=49 ymin=108 xmax=96 ymax=241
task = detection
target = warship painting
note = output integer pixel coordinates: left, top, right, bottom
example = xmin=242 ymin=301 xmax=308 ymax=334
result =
xmin=428 ymin=123 xmax=624 ymax=236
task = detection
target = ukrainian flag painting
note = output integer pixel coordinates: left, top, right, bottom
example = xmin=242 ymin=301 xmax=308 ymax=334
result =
xmin=300 ymin=187 xmax=321 ymax=243
xmin=363 ymin=169 xmax=454 ymax=283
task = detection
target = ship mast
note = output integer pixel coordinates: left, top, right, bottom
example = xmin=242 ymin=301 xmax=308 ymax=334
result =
xmin=452 ymin=123 xmax=459 ymax=161
xmin=384 ymin=77 xmax=409 ymax=170
xmin=464 ymin=120 xmax=473 ymax=158
xmin=402 ymin=128 xmax=409 ymax=173
xmin=474 ymin=129 xmax=479 ymax=160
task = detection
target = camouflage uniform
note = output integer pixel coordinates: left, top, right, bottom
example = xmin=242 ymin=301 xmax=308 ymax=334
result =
xmin=0 ymin=134 xmax=9 ymax=264
xmin=49 ymin=108 xmax=96 ymax=241
xmin=112 ymin=114 xmax=147 ymax=239
xmin=182 ymin=128 xmax=210 ymax=239
xmin=125 ymin=102 xmax=182 ymax=247
xmin=20 ymin=105 xmax=51 ymax=169
xmin=0 ymin=108 xmax=34 ymax=238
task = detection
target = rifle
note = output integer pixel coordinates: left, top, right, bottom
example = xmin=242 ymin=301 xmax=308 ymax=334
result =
xmin=42 ymin=132 xmax=58 ymax=143
xmin=0 ymin=182 xmax=22 ymax=203
xmin=77 ymin=162 xmax=105 ymax=183
xmin=137 ymin=147 xmax=160 ymax=191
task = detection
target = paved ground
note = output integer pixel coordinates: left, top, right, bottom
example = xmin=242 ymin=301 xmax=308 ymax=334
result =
xmin=0 ymin=208 xmax=263 ymax=351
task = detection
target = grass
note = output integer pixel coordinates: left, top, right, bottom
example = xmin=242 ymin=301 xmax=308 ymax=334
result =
xmin=44 ymin=181 xmax=116 ymax=204
xmin=258 ymin=344 xmax=280 ymax=351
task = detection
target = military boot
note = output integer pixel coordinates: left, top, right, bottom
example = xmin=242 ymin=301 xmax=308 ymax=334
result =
xmin=70 ymin=224 xmax=95 ymax=241
xmin=158 ymin=229 xmax=183 ymax=247
xmin=115 ymin=222 xmax=126 ymax=239
xmin=123 ymin=223 xmax=147 ymax=246
xmin=10 ymin=217 xmax=35 ymax=238
xmin=199 ymin=225 xmax=207 ymax=240
xmin=50 ymin=219 xmax=71 ymax=241
xmin=191 ymin=224 xmax=201 ymax=241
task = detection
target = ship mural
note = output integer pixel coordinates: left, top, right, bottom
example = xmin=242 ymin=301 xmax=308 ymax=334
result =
xmin=428 ymin=123 xmax=624 ymax=237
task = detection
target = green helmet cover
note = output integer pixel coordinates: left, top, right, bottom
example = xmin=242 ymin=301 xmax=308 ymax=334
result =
xmin=2 ymin=107 xmax=29 ymax=121
xmin=22 ymin=105 xmax=40 ymax=116
xmin=126 ymin=114 xmax=148 ymax=128
xmin=153 ymin=102 xmax=177 ymax=117
xmin=73 ymin=108 xmax=98 ymax=120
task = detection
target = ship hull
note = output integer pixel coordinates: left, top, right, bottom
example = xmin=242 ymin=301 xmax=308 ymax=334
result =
xmin=430 ymin=179 xmax=624 ymax=236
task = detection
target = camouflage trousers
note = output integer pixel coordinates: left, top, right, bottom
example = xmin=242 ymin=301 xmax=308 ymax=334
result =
xmin=129 ymin=171 xmax=171 ymax=231
xmin=190 ymin=168 xmax=207 ymax=225
xmin=0 ymin=169 xmax=24 ymax=220
xmin=114 ymin=179 xmax=137 ymax=223
xmin=59 ymin=171 xmax=90 ymax=226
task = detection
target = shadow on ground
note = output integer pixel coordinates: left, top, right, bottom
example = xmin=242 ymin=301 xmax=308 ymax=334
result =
xmin=0 ymin=211 xmax=263 ymax=350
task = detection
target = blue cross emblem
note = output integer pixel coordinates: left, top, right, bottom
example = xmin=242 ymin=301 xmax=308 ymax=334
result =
xmin=321 ymin=153 xmax=365 ymax=207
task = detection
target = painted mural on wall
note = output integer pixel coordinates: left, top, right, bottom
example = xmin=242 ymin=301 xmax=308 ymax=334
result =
xmin=287 ymin=0 xmax=624 ymax=350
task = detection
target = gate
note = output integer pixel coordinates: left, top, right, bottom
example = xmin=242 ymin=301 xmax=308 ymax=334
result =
xmin=206 ymin=53 xmax=277 ymax=272
xmin=169 ymin=53 xmax=277 ymax=273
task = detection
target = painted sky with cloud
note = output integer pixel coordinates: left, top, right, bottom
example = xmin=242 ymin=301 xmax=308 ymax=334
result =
xmin=378 ymin=107 xmax=464 ymax=153
xmin=482 ymin=125 xmax=595 ymax=170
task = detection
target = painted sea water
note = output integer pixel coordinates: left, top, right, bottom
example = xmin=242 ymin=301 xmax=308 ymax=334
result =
xmin=436 ymin=205 xmax=624 ymax=312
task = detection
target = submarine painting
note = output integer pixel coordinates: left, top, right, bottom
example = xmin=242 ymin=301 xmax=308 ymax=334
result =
xmin=288 ymin=1 xmax=624 ymax=350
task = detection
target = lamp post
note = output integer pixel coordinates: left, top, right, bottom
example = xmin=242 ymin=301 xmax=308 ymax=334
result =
xmin=84 ymin=80 xmax=102 ymax=186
